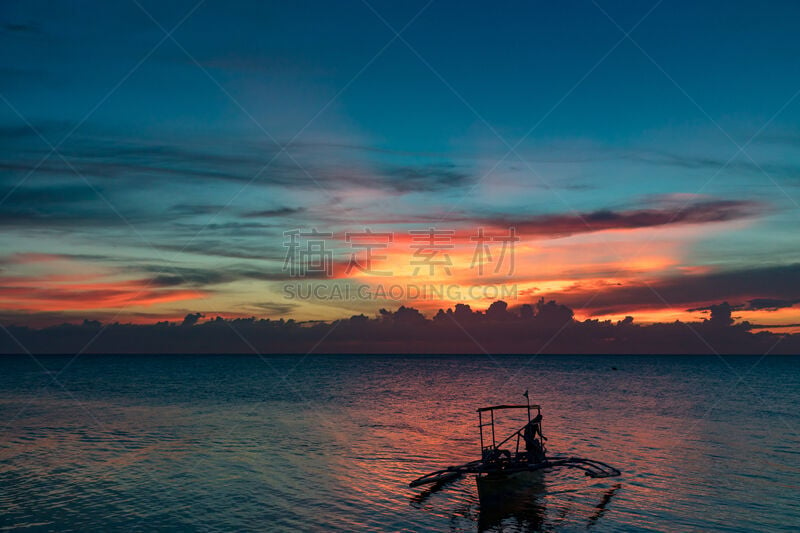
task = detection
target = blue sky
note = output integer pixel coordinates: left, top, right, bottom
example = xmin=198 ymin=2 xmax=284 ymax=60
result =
xmin=1 ymin=0 xmax=799 ymax=326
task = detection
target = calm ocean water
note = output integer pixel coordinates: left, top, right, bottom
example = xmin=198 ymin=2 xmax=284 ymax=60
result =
xmin=1 ymin=354 xmax=799 ymax=532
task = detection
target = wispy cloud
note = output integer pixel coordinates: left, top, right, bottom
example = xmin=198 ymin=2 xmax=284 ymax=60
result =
xmin=437 ymin=199 xmax=765 ymax=239
xmin=241 ymin=207 xmax=305 ymax=218
xmin=552 ymin=263 xmax=800 ymax=315
xmin=0 ymin=129 xmax=476 ymax=195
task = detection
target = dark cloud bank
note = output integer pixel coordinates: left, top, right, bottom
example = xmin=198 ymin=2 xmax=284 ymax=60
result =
xmin=2 ymin=300 xmax=797 ymax=355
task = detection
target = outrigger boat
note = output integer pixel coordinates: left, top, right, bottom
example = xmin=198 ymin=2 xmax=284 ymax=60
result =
xmin=409 ymin=394 xmax=620 ymax=500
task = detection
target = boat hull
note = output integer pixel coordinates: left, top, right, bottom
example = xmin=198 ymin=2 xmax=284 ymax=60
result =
xmin=475 ymin=469 xmax=545 ymax=502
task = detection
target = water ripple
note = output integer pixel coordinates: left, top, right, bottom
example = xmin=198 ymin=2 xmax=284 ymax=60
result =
xmin=1 ymin=354 xmax=799 ymax=531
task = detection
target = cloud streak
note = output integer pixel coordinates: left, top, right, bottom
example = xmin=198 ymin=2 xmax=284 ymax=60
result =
xmin=549 ymin=263 xmax=800 ymax=315
xmin=0 ymin=131 xmax=476 ymax=195
xmin=438 ymin=199 xmax=764 ymax=240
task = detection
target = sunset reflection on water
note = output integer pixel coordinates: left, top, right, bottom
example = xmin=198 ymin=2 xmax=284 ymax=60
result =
xmin=1 ymin=354 xmax=799 ymax=531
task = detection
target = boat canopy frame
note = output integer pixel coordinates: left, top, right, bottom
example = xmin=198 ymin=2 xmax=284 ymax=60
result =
xmin=477 ymin=401 xmax=541 ymax=457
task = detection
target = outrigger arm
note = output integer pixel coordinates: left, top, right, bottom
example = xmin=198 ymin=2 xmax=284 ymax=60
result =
xmin=409 ymin=456 xmax=620 ymax=488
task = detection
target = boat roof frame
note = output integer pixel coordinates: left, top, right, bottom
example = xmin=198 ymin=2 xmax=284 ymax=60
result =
xmin=477 ymin=404 xmax=540 ymax=412
xmin=477 ymin=400 xmax=542 ymax=452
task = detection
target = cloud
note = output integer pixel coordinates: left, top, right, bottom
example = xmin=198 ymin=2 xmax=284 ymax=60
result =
xmin=132 ymin=262 xmax=334 ymax=286
xmin=0 ymin=184 xmax=120 ymax=227
xmin=147 ymin=272 xmax=231 ymax=288
xmin=628 ymin=150 xmax=800 ymax=181
xmin=690 ymin=298 xmax=800 ymax=312
xmin=465 ymin=199 xmax=763 ymax=239
xmin=241 ymin=207 xmax=305 ymax=218
xmin=0 ymin=184 xmax=95 ymax=204
xmin=0 ymin=252 xmax=111 ymax=265
xmin=324 ymin=196 xmax=763 ymax=240
xmin=250 ymin=302 xmax=298 ymax=315
xmin=0 ymin=132 xmax=476 ymax=195
xmin=169 ymin=204 xmax=229 ymax=216
xmin=2 ymin=299 xmax=798 ymax=354
xmin=151 ymin=242 xmax=286 ymax=262
xmin=742 ymin=298 xmax=800 ymax=311
xmin=381 ymin=164 xmax=472 ymax=193
xmin=2 ymin=23 xmax=40 ymax=34
xmin=550 ymin=263 xmax=800 ymax=314
xmin=0 ymin=277 xmax=206 ymax=311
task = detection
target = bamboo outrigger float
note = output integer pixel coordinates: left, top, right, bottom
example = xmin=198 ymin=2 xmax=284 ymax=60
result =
xmin=409 ymin=393 xmax=620 ymax=500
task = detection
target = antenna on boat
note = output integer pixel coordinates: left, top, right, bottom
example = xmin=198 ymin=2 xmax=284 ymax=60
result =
xmin=523 ymin=389 xmax=530 ymax=422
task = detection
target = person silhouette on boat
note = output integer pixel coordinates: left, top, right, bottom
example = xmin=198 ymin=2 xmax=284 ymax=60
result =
xmin=524 ymin=419 xmax=546 ymax=463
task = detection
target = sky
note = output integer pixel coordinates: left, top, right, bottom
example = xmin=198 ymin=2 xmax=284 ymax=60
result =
xmin=1 ymin=0 xmax=800 ymax=331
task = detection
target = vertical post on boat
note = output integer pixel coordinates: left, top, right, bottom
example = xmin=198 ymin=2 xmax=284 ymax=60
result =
xmin=524 ymin=389 xmax=531 ymax=422
xmin=490 ymin=408 xmax=496 ymax=448
xmin=478 ymin=410 xmax=484 ymax=451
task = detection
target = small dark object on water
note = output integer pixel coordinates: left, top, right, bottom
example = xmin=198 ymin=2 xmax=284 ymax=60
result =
xmin=612 ymin=366 xmax=618 ymax=370
xmin=409 ymin=394 xmax=621 ymax=500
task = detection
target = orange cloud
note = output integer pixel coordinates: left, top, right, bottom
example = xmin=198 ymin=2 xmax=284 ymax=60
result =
xmin=0 ymin=276 xmax=206 ymax=311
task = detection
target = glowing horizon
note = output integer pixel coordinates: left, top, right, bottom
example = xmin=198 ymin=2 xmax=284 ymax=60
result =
xmin=1 ymin=1 xmax=799 ymax=337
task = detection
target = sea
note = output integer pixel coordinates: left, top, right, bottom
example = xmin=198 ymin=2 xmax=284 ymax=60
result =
xmin=1 ymin=354 xmax=799 ymax=532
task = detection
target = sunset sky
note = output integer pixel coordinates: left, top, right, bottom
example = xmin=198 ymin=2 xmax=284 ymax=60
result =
xmin=1 ymin=0 xmax=799 ymax=330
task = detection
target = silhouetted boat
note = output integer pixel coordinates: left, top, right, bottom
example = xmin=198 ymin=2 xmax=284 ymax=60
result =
xmin=409 ymin=393 xmax=620 ymax=501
